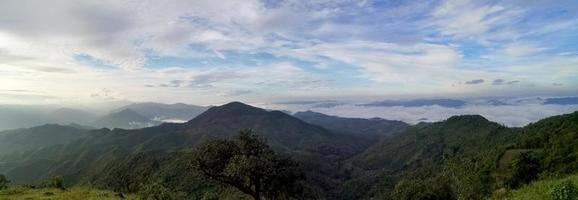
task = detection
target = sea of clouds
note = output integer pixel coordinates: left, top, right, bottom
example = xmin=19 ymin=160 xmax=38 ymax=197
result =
xmin=266 ymin=97 xmax=578 ymax=127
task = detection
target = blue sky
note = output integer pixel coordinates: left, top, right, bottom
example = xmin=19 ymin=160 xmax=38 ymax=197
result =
xmin=0 ymin=0 xmax=577 ymax=105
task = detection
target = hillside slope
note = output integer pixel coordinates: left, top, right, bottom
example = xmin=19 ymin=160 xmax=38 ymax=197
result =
xmin=294 ymin=111 xmax=409 ymax=139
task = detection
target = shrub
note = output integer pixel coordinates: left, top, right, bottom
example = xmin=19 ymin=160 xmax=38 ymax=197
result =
xmin=550 ymin=180 xmax=578 ymax=200
xmin=505 ymin=151 xmax=541 ymax=188
xmin=0 ymin=174 xmax=10 ymax=190
xmin=48 ymin=176 xmax=65 ymax=190
xmin=139 ymin=182 xmax=186 ymax=200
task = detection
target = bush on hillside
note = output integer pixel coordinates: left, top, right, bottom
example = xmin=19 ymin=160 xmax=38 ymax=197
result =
xmin=48 ymin=176 xmax=65 ymax=190
xmin=505 ymin=151 xmax=541 ymax=188
xmin=139 ymin=182 xmax=186 ymax=200
xmin=0 ymin=174 xmax=10 ymax=190
xmin=550 ymin=180 xmax=578 ymax=200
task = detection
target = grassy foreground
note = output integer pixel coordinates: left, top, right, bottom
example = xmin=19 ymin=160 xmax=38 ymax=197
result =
xmin=0 ymin=187 xmax=138 ymax=200
xmin=508 ymin=174 xmax=578 ymax=200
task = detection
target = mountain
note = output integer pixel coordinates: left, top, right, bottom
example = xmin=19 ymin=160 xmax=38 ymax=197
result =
xmin=0 ymin=124 xmax=88 ymax=157
xmin=2 ymin=102 xmax=575 ymax=199
xmin=361 ymin=98 xmax=467 ymax=108
xmin=50 ymin=108 xmax=97 ymax=125
xmin=336 ymin=115 xmax=519 ymax=199
xmin=353 ymin=115 xmax=515 ymax=170
xmin=93 ymin=108 xmax=159 ymax=129
xmin=340 ymin=112 xmax=578 ymax=199
xmin=181 ymin=102 xmax=370 ymax=157
xmin=0 ymin=102 xmax=370 ymax=184
xmin=0 ymin=106 xmax=98 ymax=131
xmin=115 ymin=102 xmax=208 ymax=122
xmin=0 ymin=106 xmax=51 ymax=131
xmin=294 ymin=111 xmax=409 ymax=139
xmin=543 ymin=96 xmax=578 ymax=105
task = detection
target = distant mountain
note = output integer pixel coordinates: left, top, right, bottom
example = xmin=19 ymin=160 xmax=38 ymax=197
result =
xmin=0 ymin=106 xmax=98 ymax=131
xmin=181 ymin=102 xmax=369 ymax=156
xmin=353 ymin=115 xmax=515 ymax=170
xmin=0 ymin=106 xmax=51 ymax=131
xmin=543 ymin=97 xmax=578 ymax=105
xmin=0 ymin=102 xmax=370 ymax=184
xmin=50 ymin=108 xmax=97 ymax=125
xmin=0 ymin=124 xmax=88 ymax=157
xmin=361 ymin=98 xmax=467 ymax=108
xmin=115 ymin=102 xmax=208 ymax=122
xmin=93 ymin=108 xmax=159 ymax=129
xmin=294 ymin=111 xmax=409 ymax=139
xmin=3 ymin=102 xmax=575 ymax=199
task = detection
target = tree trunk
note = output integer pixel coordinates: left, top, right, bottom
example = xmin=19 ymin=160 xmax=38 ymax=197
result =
xmin=254 ymin=179 xmax=261 ymax=200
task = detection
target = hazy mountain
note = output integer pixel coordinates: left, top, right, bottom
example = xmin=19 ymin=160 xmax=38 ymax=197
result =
xmin=543 ymin=96 xmax=578 ymax=105
xmin=2 ymin=102 xmax=576 ymax=199
xmin=181 ymin=102 xmax=370 ymax=157
xmin=294 ymin=110 xmax=409 ymax=139
xmin=114 ymin=102 xmax=208 ymax=122
xmin=0 ymin=106 xmax=97 ymax=131
xmin=50 ymin=108 xmax=97 ymax=125
xmin=0 ymin=102 xmax=370 ymax=183
xmin=0 ymin=106 xmax=51 ymax=131
xmin=0 ymin=124 xmax=88 ymax=157
xmin=93 ymin=108 xmax=159 ymax=129
xmin=361 ymin=98 xmax=467 ymax=108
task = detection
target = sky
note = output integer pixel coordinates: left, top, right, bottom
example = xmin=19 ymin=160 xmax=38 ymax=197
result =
xmin=0 ymin=0 xmax=577 ymax=106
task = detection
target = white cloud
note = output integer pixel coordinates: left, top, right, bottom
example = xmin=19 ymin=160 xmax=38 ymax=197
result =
xmin=504 ymin=43 xmax=546 ymax=57
xmin=0 ymin=0 xmax=576 ymax=104
xmin=429 ymin=0 xmax=524 ymax=40
xmin=276 ymin=41 xmax=462 ymax=83
xmin=271 ymin=101 xmax=578 ymax=127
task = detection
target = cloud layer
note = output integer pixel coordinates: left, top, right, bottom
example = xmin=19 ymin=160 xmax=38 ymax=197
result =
xmin=0 ymin=0 xmax=577 ymax=105
xmin=265 ymin=97 xmax=578 ymax=127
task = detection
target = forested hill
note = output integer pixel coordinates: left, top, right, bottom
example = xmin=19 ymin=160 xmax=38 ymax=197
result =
xmin=0 ymin=103 xmax=577 ymax=199
xmin=0 ymin=102 xmax=372 ymax=185
xmin=294 ymin=110 xmax=409 ymax=139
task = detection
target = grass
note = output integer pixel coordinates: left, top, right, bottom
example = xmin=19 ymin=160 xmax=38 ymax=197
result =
xmin=0 ymin=186 xmax=138 ymax=200
xmin=507 ymin=173 xmax=578 ymax=200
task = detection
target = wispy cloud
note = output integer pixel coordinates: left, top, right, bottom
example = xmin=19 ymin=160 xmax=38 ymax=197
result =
xmin=0 ymin=0 xmax=576 ymax=104
xmin=465 ymin=79 xmax=484 ymax=85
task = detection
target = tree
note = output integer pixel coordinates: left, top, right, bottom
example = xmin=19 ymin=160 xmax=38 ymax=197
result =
xmin=505 ymin=151 xmax=541 ymax=188
xmin=194 ymin=129 xmax=305 ymax=200
xmin=0 ymin=174 xmax=9 ymax=190
xmin=48 ymin=176 xmax=65 ymax=190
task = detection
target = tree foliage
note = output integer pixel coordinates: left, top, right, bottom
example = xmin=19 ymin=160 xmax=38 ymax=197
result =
xmin=550 ymin=180 xmax=578 ymax=200
xmin=48 ymin=176 xmax=65 ymax=190
xmin=0 ymin=174 xmax=9 ymax=190
xmin=194 ymin=129 xmax=305 ymax=200
xmin=139 ymin=182 xmax=186 ymax=200
xmin=505 ymin=151 xmax=541 ymax=188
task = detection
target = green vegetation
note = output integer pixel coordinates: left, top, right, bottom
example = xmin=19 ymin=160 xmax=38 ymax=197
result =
xmin=0 ymin=175 xmax=9 ymax=190
xmin=0 ymin=186 xmax=138 ymax=200
xmin=195 ymin=129 xmax=305 ymax=200
xmin=508 ymin=174 xmax=578 ymax=200
xmin=0 ymin=102 xmax=576 ymax=199
xmin=343 ymin=111 xmax=578 ymax=199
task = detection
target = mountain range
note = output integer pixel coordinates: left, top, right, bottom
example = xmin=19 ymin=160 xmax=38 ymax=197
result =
xmin=0 ymin=101 xmax=576 ymax=199
xmin=0 ymin=102 xmax=209 ymax=131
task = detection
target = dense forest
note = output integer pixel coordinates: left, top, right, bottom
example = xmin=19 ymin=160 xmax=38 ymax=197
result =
xmin=0 ymin=102 xmax=577 ymax=199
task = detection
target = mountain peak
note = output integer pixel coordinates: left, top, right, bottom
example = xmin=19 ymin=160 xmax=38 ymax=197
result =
xmin=221 ymin=101 xmax=255 ymax=108
xmin=294 ymin=110 xmax=329 ymax=117
xmin=445 ymin=115 xmax=490 ymax=124
xmin=213 ymin=102 xmax=264 ymax=113
xmin=114 ymin=108 xmax=140 ymax=116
